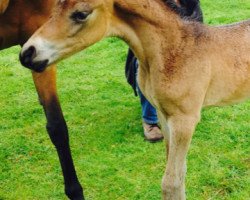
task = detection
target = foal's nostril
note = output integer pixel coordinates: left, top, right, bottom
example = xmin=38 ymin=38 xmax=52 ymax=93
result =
xmin=20 ymin=45 xmax=49 ymax=73
xmin=23 ymin=46 xmax=36 ymax=60
xmin=20 ymin=45 xmax=36 ymax=67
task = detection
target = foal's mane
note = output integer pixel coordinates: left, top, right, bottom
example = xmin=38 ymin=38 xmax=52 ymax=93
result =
xmin=114 ymin=0 xmax=180 ymax=27
xmin=165 ymin=0 xmax=203 ymax=22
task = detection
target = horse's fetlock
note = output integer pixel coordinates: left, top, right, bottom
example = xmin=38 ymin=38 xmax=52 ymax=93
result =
xmin=162 ymin=175 xmax=184 ymax=196
xmin=65 ymin=182 xmax=84 ymax=200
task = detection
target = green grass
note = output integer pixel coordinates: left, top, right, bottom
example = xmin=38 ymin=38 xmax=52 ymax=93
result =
xmin=0 ymin=0 xmax=249 ymax=199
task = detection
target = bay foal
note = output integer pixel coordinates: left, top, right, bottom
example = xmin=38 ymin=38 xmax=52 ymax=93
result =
xmin=0 ymin=0 xmax=205 ymax=199
xmin=20 ymin=0 xmax=250 ymax=199
xmin=2 ymin=0 xmax=202 ymax=199
xmin=0 ymin=0 xmax=83 ymax=199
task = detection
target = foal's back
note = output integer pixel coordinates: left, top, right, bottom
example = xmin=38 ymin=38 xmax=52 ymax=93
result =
xmin=183 ymin=20 xmax=250 ymax=106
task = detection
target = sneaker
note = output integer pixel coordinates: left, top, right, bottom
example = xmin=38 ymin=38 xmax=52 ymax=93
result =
xmin=143 ymin=122 xmax=164 ymax=142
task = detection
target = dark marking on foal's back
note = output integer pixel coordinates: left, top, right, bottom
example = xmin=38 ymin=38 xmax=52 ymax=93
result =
xmin=190 ymin=22 xmax=207 ymax=41
xmin=143 ymin=4 xmax=148 ymax=9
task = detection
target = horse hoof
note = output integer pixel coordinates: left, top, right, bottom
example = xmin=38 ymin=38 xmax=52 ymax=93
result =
xmin=65 ymin=183 xmax=84 ymax=200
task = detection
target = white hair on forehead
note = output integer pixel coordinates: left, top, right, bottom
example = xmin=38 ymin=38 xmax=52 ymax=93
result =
xmin=59 ymin=0 xmax=66 ymax=3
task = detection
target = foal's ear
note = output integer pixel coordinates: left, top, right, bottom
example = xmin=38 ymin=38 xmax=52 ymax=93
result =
xmin=0 ymin=0 xmax=10 ymax=14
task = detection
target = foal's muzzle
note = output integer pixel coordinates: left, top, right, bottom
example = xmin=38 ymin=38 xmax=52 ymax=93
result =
xmin=19 ymin=46 xmax=49 ymax=73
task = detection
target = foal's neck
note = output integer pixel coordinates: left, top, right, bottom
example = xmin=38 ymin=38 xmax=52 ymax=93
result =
xmin=113 ymin=0 xmax=184 ymax=68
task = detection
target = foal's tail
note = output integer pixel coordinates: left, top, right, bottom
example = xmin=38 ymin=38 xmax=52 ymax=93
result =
xmin=164 ymin=0 xmax=204 ymax=22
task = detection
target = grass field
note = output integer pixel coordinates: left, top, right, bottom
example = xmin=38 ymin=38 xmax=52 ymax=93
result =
xmin=0 ymin=0 xmax=249 ymax=199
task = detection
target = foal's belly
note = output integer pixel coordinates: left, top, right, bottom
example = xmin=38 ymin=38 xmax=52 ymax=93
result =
xmin=203 ymin=76 xmax=250 ymax=107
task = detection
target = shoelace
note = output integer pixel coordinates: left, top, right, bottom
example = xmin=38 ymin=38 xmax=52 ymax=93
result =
xmin=148 ymin=124 xmax=160 ymax=131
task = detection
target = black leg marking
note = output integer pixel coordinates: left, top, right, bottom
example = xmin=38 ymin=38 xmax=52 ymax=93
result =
xmin=43 ymin=96 xmax=84 ymax=200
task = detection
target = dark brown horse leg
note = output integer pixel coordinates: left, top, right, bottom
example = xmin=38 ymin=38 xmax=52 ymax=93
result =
xmin=32 ymin=65 xmax=84 ymax=200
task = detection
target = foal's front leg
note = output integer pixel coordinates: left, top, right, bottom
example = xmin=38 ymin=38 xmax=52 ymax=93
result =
xmin=32 ymin=65 xmax=84 ymax=200
xmin=161 ymin=113 xmax=200 ymax=200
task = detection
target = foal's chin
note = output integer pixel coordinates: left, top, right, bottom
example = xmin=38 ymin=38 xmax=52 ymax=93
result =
xmin=30 ymin=59 xmax=50 ymax=73
xmin=19 ymin=53 xmax=49 ymax=73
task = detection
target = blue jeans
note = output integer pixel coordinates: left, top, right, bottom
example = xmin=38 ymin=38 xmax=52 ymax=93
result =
xmin=135 ymin=60 xmax=158 ymax=124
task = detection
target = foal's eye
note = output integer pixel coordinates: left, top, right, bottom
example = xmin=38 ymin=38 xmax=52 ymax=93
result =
xmin=71 ymin=11 xmax=90 ymax=23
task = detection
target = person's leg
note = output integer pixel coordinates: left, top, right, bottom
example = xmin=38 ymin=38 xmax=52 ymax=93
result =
xmin=135 ymin=60 xmax=163 ymax=142
xmin=137 ymin=86 xmax=158 ymax=124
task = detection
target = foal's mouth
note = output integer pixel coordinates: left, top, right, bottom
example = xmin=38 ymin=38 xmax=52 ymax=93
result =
xmin=20 ymin=55 xmax=49 ymax=73
xmin=19 ymin=45 xmax=49 ymax=73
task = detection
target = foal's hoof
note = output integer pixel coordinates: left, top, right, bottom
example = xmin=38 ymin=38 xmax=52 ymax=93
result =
xmin=65 ymin=183 xmax=84 ymax=200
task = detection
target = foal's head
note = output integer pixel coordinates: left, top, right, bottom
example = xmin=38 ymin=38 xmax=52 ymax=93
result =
xmin=20 ymin=0 xmax=115 ymax=72
xmin=20 ymin=0 xmax=191 ymax=72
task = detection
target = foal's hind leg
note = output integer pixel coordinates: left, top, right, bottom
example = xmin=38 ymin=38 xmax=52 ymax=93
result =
xmin=32 ymin=65 xmax=84 ymax=200
xmin=161 ymin=113 xmax=200 ymax=200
